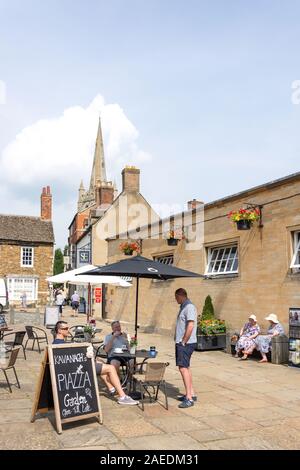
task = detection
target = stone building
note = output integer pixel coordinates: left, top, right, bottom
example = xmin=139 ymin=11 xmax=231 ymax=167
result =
xmin=0 ymin=186 xmax=55 ymax=306
xmin=67 ymin=117 xmax=158 ymax=316
xmin=105 ymin=171 xmax=300 ymax=335
xmin=68 ymin=117 xmax=117 ymax=270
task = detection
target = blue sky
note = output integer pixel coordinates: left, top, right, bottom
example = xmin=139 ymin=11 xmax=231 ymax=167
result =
xmin=1 ymin=0 xmax=300 ymax=247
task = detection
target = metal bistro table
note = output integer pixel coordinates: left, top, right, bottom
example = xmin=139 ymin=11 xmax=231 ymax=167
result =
xmin=0 ymin=327 xmax=13 ymax=341
xmin=96 ymin=348 xmax=158 ymax=394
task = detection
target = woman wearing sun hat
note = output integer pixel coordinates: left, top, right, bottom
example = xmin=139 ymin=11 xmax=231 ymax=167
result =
xmin=243 ymin=313 xmax=285 ymax=363
xmin=235 ymin=314 xmax=260 ymax=359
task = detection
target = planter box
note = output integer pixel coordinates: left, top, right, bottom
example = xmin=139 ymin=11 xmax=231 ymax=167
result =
xmin=196 ymin=334 xmax=226 ymax=351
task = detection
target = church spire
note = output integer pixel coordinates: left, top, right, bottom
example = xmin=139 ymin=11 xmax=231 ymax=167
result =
xmin=89 ymin=116 xmax=107 ymax=190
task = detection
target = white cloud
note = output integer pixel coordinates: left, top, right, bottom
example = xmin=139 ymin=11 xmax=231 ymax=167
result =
xmin=0 ymin=94 xmax=151 ymax=188
xmin=0 ymin=94 xmax=152 ymax=247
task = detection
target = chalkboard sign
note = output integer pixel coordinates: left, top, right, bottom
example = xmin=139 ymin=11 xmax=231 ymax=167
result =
xmin=44 ymin=306 xmax=60 ymax=328
xmin=31 ymin=344 xmax=102 ymax=433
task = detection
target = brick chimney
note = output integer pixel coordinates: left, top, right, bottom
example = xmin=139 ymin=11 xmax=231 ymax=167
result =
xmin=95 ymin=181 xmax=114 ymax=207
xmin=122 ymin=166 xmax=140 ymax=192
xmin=41 ymin=186 xmax=52 ymax=220
xmin=187 ymin=199 xmax=203 ymax=210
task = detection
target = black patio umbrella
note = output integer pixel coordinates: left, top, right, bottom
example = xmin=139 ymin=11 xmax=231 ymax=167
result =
xmin=80 ymin=255 xmax=203 ymax=338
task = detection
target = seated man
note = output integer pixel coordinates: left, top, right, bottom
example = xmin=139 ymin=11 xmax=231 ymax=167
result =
xmin=53 ymin=321 xmax=138 ymax=405
xmin=104 ymin=321 xmax=132 ymax=374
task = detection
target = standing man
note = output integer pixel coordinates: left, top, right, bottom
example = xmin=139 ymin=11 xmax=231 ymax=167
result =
xmin=56 ymin=290 xmax=65 ymax=316
xmin=71 ymin=291 xmax=80 ymax=317
xmin=175 ymin=288 xmax=198 ymax=408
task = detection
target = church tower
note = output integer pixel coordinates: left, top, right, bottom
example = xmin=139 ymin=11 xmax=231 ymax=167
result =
xmin=89 ymin=116 xmax=107 ymax=190
xmin=77 ymin=117 xmax=110 ymax=211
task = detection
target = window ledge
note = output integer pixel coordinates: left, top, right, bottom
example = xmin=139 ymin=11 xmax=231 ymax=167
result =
xmin=152 ymin=278 xmax=174 ymax=284
xmin=203 ymin=274 xmax=239 ymax=280
xmin=287 ymin=270 xmax=300 ymax=279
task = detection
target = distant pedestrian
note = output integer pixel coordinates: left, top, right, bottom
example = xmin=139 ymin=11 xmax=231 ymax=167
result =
xmin=71 ymin=291 xmax=80 ymax=317
xmin=56 ymin=290 xmax=65 ymax=316
xmin=174 ymin=288 xmax=197 ymax=408
xmin=20 ymin=291 xmax=27 ymax=309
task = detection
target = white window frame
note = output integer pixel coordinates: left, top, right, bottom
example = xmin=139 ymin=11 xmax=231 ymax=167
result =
xmin=21 ymin=247 xmax=34 ymax=267
xmin=290 ymin=231 xmax=300 ymax=268
xmin=7 ymin=277 xmax=38 ymax=301
xmin=205 ymin=244 xmax=239 ymax=275
xmin=153 ymin=254 xmax=174 ymax=266
xmin=152 ymin=254 xmax=174 ymax=282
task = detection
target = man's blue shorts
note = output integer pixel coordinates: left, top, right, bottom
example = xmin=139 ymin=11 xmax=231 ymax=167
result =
xmin=175 ymin=342 xmax=197 ymax=368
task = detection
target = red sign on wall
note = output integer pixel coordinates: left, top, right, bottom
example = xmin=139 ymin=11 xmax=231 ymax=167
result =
xmin=94 ymin=287 xmax=102 ymax=303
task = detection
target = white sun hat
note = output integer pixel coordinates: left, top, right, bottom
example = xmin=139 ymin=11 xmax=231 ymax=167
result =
xmin=248 ymin=314 xmax=257 ymax=322
xmin=265 ymin=313 xmax=279 ymax=324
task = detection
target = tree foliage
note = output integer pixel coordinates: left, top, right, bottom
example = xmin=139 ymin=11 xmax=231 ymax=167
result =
xmin=202 ymin=295 xmax=214 ymax=320
xmin=53 ymin=248 xmax=64 ymax=275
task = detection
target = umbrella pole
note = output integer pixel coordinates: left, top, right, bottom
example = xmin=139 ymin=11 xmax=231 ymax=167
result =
xmin=87 ymin=283 xmax=91 ymax=324
xmin=135 ymin=276 xmax=139 ymax=339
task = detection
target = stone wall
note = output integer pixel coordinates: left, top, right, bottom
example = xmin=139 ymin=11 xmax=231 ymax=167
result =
xmin=105 ymin=177 xmax=300 ymax=334
xmin=0 ymin=244 xmax=54 ymax=306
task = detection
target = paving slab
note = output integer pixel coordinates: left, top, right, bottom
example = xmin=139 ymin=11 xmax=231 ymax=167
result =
xmin=104 ymin=418 xmax=163 ymax=439
xmin=123 ymin=432 xmax=207 ymax=450
xmin=187 ymin=428 xmax=228 ymax=443
xmin=202 ymin=436 xmax=281 ymax=450
xmin=2 ymin=314 xmax=300 ymax=450
xmin=200 ymin=414 xmax=261 ymax=432
xmin=57 ymin=424 xmax=119 ymax=448
xmin=149 ymin=416 xmax=209 ymax=433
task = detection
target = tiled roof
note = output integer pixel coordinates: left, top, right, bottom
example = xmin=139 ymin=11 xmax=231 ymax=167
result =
xmin=0 ymin=214 xmax=54 ymax=244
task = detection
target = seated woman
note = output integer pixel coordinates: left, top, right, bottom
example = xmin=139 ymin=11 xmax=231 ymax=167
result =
xmin=243 ymin=313 xmax=284 ymax=363
xmin=235 ymin=314 xmax=260 ymax=358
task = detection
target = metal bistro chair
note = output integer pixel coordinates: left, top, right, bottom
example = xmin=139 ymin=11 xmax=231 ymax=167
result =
xmin=3 ymin=330 xmax=27 ymax=359
xmin=132 ymin=362 xmax=169 ymax=411
xmin=24 ymin=326 xmax=48 ymax=353
xmin=69 ymin=325 xmax=86 ymax=341
xmin=0 ymin=347 xmax=21 ymax=393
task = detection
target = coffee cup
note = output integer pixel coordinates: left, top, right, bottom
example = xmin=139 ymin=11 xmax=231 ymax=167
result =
xmin=149 ymin=346 xmax=156 ymax=357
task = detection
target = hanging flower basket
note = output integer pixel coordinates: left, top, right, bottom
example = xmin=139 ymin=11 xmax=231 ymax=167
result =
xmin=120 ymin=242 xmax=139 ymax=256
xmin=228 ymin=208 xmax=260 ymax=230
xmin=236 ymin=219 xmax=253 ymax=230
xmin=167 ymin=238 xmax=178 ymax=246
xmin=164 ymin=228 xmax=185 ymax=245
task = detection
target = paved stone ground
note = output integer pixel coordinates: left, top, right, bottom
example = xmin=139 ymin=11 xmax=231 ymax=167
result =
xmin=1 ymin=308 xmax=300 ymax=450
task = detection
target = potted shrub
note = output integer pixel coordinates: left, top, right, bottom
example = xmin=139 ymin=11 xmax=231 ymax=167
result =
xmin=83 ymin=325 xmax=93 ymax=342
xmin=120 ymin=241 xmax=139 ymax=256
xmin=196 ymin=295 xmax=226 ymax=350
xmin=227 ymin=208 xmax=260 ymax=230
